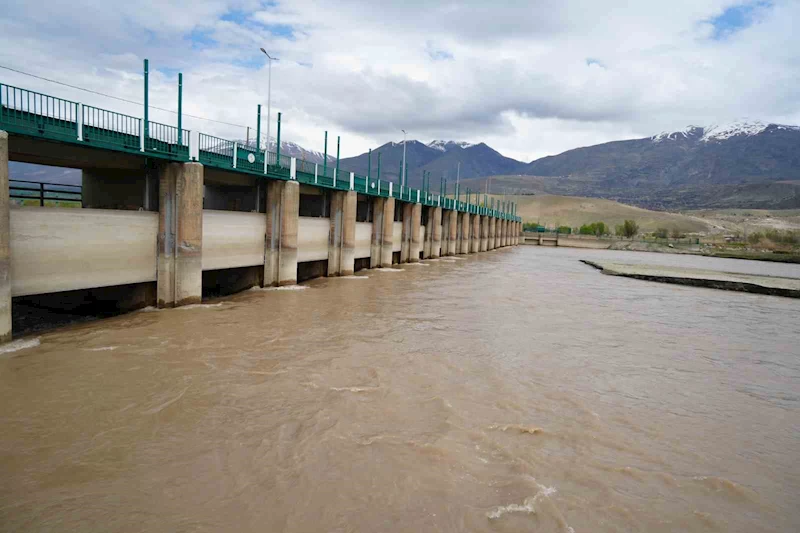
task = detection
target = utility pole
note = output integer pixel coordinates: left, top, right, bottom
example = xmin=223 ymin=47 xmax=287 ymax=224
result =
xmin=259 ymin=48 xmax=279 ymax=151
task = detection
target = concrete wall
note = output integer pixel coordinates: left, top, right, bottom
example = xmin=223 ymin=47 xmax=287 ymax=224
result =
xmin=201 ymin=210 xmax=266 ymax=271
xmin=10 ymin=208 xmax=158 ymax=297
xmin=355 ymin=222 xmax=372 ymax=259
xmin=298 ymin=216 xmax=330 ymax=263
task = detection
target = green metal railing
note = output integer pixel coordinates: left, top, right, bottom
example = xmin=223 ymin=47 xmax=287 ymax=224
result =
xmin=82 ymin=105 xmax=141 ymax=151
xmin=0 ymin=80 xmax=521 ymax=222
xmin=0 ymin=84 xmax=78 ymax=141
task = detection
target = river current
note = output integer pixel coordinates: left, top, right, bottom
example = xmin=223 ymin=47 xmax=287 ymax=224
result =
xmin=1 ymin=247 xmax=798 ymax=532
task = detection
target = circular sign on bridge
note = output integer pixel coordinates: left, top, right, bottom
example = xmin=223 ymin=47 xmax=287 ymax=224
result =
xmin=247 ymin=153 xmax=256 ymax=164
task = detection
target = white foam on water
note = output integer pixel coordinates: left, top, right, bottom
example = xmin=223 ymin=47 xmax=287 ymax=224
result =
xmin=330 ymin=386 xmax=379 ymax=393
xmin=254 ymin=285 xmax=309 ymax=291
xmin=425 ymin=258 xmax=440 ymax=262
xmin=406 ymin=263 xmax=429 ymax=267
xmin=339 ymin=275 xmax=369 ymax=279
xmin=175 ymin=303 xmax=225 ymax=310
xmin=440 ymin=259 xmax=456 ymax=263
xmin=450 ymin=256 xmax=466 ymax=260
xmin=0 ymin=337 xmax=41 ymax=355
xmin=85 ymin=346 xmax=118 ymax=352
xmin=376 ymin=268 xmax=404 ymax=272
xmin=487 ymin=485 xmax=557 ymax=520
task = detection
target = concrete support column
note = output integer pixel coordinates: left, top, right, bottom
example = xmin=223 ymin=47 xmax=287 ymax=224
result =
xmin=431 ymin=207 xmax=442 ymax=259
xmin=459 ymin=212 xmax=471 ymax=254
xmin=0 ymin=132 xmax=10 ymax=342
xmin=400 ymin=202 xmax=412 ymax=263
xmin=328 ymin=190 xmax=356 ymax=276
xmin=498 ymin=219 xmax=504 ymax=247
xmin=422 ymin=207 xmax=433 ymax=259
xmin=471 ymin=214 xmax=480 ymax=253
xmin=410 ymin=203 xmax=421 ymax=262
xmin=447 ymin=209 xmax=458 ymax=256
xmin=370 ymin=197 xmax=385 ymax=268
xmin=381 ymin=197 xmax=395 ymax=267
xmin=264 ymin=180 xmax=299 ymax=286
xmin=503 ymin=220 xmax=508 ymax=247
xmin=157 ymin=162 xmax=203 ymax=307
xmin=489 ymin=217 xmax=496 ymax=250
xmin=517 ymin=222 xmax=522 ymax=245
xmin=480 ymin=215 xmax=488 ymax=252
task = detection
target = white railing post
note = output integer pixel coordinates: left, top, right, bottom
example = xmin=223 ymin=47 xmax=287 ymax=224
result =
xmin=333 ymin=169 xmax=337 ymax=188
xmin=139 ymin=120 xmax=145 ymax=152
xmin=233 ymin=143 xmax=238 ymax=169
xmin=350 ymin=172 xmax=354 ymax=190
xmin=76 ymin=104 xmax=83 ymax=141
xmin=314 ymin=163 xmax=318 ymax=184
xmin=264 ymin=149 xmax=268 ymax=174
xmin=290 ymin=157 xmax=297 ymax=180
xmin=389 ymin=182 xmax=393 ymax=197
xmin=417 ymin=190 xmax=420 ymax=203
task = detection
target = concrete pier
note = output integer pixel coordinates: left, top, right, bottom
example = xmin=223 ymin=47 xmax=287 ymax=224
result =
xmin=447 ymin=210 xmax=458 ymax=256
xmin=480 ymin=215 xmax=488 ymax=252
xmin=264 ymin=180 xmax=300 ymax=286
xmin=0 ymin=132 xmax=9 ymax=342
xmin=328 ymin=190 xmax=356 ymax=276
xmin=431 ymin=207 xmax=442 ymax=259
xmin=380 ymin=197 xmax=396 ymax=267
xmin=410 ymin=203 xmax=421 ymax=262
xmin=400 ymin=202 xmax=412 ymax=263
xmin=471 ymin=214 xmax=480 ymax=253
xmin=370 ymin=197 xmax=385 ymax=268
xmin=459 ymin=212 xmax=470 ymax=254
xmin=157 ymin=162 xmax=203 ymax=307
xmin=489 ymin=217 xmax=496 ymax=250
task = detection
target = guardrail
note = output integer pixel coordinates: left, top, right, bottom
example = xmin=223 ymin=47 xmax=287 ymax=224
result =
xmin=10 ymin=180 xmax=81 ymax=207
xmin=0 ymin=80 xmax=520 ymax=222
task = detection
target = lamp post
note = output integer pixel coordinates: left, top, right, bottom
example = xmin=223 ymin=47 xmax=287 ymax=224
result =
xmin=401 ymin=129 xmax=407 ymax=190
xmin=259 ymin=48 xmax=279 ymax=152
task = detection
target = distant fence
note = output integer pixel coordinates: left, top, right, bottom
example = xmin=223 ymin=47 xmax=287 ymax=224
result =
xmin=10 ymin=180 xmax=82 ymax=207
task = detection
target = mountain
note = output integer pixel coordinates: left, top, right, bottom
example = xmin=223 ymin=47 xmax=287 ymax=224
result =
xmin=337 ymin=139 xmax=525 ymax=188
xmin=337 ymin=140 xmax=442 ymax=184
xmin=522 ymin=121 xmax=800 ymax=209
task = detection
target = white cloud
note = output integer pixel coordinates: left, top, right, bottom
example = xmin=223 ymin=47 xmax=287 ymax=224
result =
xmin=0 ymin=0 xmax=798 ymax=162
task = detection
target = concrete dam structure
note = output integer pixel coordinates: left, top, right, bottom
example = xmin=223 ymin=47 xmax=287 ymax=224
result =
xmin=0 ymin=72 xmax=521 ymax=342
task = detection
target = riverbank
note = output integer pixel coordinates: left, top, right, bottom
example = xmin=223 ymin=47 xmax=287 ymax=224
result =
xmin=546 ymin=236 xmax=800 ymax=263
xmin=581 ymin=259 xmax=800 ymax=298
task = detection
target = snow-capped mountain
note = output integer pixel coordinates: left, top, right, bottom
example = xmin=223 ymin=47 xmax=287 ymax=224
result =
xmin=528 ymin=120 xmax=800 ymax=209
xmin=651 ymin=121 xmax=800 ymax=143
xmin=427 ymin=140 xmax=476 ymax=152
xmin=237 ymin=139 xmax=335 ymax=165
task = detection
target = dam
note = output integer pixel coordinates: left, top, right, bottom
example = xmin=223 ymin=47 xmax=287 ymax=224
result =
xmin=0 ymin=72 xmax=521 ymax=342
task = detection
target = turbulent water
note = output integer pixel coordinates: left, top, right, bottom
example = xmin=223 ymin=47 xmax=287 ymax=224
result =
xmin=1 ymin=247 xmax=799 ymax=532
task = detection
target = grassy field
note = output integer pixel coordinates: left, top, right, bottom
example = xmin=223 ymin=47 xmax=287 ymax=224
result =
xmin=494 ymin=194 xmax=712 ymax=234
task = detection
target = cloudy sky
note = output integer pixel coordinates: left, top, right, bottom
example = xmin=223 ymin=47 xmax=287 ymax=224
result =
xmin=1 ymin=0 xmax=798 ymax=161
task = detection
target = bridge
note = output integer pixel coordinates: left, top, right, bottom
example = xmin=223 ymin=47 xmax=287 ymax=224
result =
xmin=0 ymin=60 xmax=522 ymax=343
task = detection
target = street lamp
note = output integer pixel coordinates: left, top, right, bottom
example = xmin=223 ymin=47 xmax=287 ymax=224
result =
xmin=401 ymin=129 xmax=407 ymax=190
xmin=259 ymin=48 xmax=279 ymax=151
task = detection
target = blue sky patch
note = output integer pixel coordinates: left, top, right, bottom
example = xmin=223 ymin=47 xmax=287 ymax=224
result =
xmin=707 ymin=1 xmax=772 ymax=40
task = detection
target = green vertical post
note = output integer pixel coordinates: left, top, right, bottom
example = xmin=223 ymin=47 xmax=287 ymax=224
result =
xmin=276 ymin=112 xmax=281 ymax=164
xmin=336 ymin=136 xmax=340 ymax=177
xmin=256 ymin=104 xmax=261 ymax=150
xmin=368 ymin=148 xmax=372 ymax=179
xmin=143 ymin=59 xmax=149 ymax=141
xmin=323 ymin=131 xmax=328 ymax=175
xmin=177 ymin=72 xmax=182 ymax=146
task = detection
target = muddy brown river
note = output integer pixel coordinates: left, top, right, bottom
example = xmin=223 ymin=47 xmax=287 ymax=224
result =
xmin=1 ymin=247 xmax=798 ymax=532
